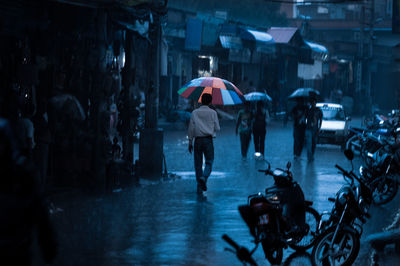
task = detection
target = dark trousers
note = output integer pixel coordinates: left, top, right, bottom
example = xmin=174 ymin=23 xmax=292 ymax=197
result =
xmin=305 ymin=129 xmax=317 ymax=160
xmin=240 ymin=132 xmax=251 ymax=157
xmin=34 ymin=142 xmax=49 ymax=192
xmin=293 ymin=126 xmax=305 ymax=156
xmin=194 ymin=137 xmax=214 ymax=184
xmin=253 ymin=130 xmax=266 ymax=155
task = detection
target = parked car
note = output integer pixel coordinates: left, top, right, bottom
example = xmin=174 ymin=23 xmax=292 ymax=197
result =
xmin=317 ymin=103 xmax=351 ymax=148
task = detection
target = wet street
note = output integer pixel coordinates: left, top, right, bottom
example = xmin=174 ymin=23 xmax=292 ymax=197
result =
xmin=44 ymin=119 xmax=400 ymax=266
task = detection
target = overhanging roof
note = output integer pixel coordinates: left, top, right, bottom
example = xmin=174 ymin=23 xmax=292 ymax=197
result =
xmin=52 ymin=0 xmax=152 ymax=8
xmin=240 ymin=29 xmax=274 ymax=44
xmin=305 ymin=41 xmax=328 ymax=54
xmin=219 ymin=35 xmax=242 ymax=49
xmin=267 ymin=27 xmax=298 ymax=44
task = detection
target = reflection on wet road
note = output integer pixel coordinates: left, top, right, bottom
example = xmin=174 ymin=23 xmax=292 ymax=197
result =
xmin=48 ymin=121 xmax=400 ymax=266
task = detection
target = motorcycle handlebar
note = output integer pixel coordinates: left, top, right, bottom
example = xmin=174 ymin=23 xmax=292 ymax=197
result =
xmin=222 ymin=234 xmax=240 ymax=250
xmin=258 ymin=169 xmax=272 ymax=175
xmin=335 ymin=164 xmax=347 ymax=174
xmin=222 ymin=234 xmax=258 ymax=266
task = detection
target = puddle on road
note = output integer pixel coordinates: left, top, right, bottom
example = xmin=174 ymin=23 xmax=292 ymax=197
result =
xmin=172 ymin=171 xmax=229 ymax=180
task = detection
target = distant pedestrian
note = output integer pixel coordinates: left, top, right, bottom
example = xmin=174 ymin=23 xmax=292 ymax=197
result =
xmin=290 ymin=98 xmax=307 ymax=159
xmin=305 ymin=96 xmax=323 ymax=162
xmin=252 ymin=101 xmax=270 ymax=159
xmin=111 ymin=136 xmax=121 ymax=160
xmin=236 ymin=102 xmax=253 ymax=160
xmin=188 ymin=94 xmax=220 ymax=195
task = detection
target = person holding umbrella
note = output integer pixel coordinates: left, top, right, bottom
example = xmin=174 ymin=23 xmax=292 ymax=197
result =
xmin=188 ymin=93 xmax=220 ymax=195
xmin=288 ymin=88 xmax=320 ymax=160
xmin=179 ymin=76 xmax=244 ymax=192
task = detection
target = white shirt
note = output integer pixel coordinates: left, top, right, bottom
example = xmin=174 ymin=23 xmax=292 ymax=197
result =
xmin=188 ymin=105 xmax=220 ymax=142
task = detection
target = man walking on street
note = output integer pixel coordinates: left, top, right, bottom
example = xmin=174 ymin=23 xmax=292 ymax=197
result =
xmin=305 ymin=96 xmax=323 ymax=162
xmin=188 ymin=94 xmax=220 ymax=195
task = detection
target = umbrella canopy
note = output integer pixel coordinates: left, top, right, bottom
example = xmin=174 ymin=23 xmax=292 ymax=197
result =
xmin=177 ymin=77 xmax=245 ymax=105
xmin=288 ymin=88 xmax=320 ymax=100
xmin=244 ymin=92 xmax=272 ymax=102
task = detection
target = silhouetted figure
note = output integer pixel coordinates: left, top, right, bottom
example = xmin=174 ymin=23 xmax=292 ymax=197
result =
xmin=0 ymin=118 xmax=57 ymax=265
xmin=290 ymin=98 xmax=307 ymax=159
xmin=305 ymin=97 xmax=323 ymax=162
xmin=33 ymin=101 xmax=51 ymax=191
xmin=252 ymin=101 xmax=269 ymax=158
xmin=111 ymin=136 xmax=121 ymax=161
xmin=236 ymin=102 xmax=253 ymax=160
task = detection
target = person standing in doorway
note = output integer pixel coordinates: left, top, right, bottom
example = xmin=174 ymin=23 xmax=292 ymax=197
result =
xmin=236 ymin=101 xmax=253 ymax=160
xmin=33 ymin=100 xmax=51 ymax=192
xmin=252 ymin=101 xmax=269 ymax=159
xmin=305 ymin=96 xmax=323 ymax=162
xmin=188 ymin=94 xmax=220 ymax=195
xmin=0 ymin=118 xmax=58 ymax=265
xmin=290 ymin=98 xmax=307 ymax=159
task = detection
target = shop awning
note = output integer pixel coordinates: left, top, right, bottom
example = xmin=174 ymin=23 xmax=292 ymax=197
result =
xmin=240 ymin=29 xmax=275 ymax=54
xmin=240 ymin=29 xmax=274 ymax=44
xmin=304 ymin=41 xmax=328 ymax=61
xmin=219 ymin=35 xmax=243 ymax=49
xmin=305 ymin=41 xmax=328 ymax=54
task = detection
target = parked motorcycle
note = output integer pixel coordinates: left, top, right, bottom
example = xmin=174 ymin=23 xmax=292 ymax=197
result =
xmin=221 ymin=234 xmax=257 ymax=266
xmin=346 ymin=128 xmax=390 ymax=161
xmin=359 ymin=136 xmax=400 ymax=205
xmin=236 ymin=162 xmax=320 ymax=265
xmin=312 ymin=150 xmax=372 ymax=266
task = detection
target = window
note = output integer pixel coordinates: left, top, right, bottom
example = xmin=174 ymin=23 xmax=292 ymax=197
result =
xmin=321 ymin=107 xmax=345 ymax=120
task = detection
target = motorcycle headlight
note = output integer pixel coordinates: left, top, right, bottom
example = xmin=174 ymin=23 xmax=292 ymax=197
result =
xmin=267 ymin=194 xmax=280 ymax=203
xmin=359 ymin=166 xmax=364 ymax=176
xmin=359 ymin=198 xmax=370 ymax=214
xmin=337 ymin=192 xmax=348 ymax=206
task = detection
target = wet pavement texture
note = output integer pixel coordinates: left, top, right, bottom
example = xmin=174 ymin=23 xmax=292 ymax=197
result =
xmin=42 ymin=120 xmax=400 ymax=266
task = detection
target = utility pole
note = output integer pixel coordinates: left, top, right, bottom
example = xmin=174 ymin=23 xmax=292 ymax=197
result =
xmin=366 ymin=0 xmax=375 ymax=116
xmin=139 ymin=8 xmax=165 ymax=179
xmin=356 ymin=5 xmax=364 ymax=100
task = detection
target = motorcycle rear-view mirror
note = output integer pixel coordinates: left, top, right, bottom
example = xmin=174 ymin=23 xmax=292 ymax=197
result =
xmin=344 ymin=149 xmax=354 ymax=161
xmin=286 ymin=161 xmax=291 ymax=170
xmin=264 ymin=161 xmax=271 ymax=172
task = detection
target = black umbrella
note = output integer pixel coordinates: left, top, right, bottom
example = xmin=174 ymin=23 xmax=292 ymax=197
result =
xmin=288 ymin=88 xmax=320 ymax=100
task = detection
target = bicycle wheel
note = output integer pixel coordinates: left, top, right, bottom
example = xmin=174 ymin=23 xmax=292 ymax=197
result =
xmin=289 ymin=206 xmax=321 ymax=251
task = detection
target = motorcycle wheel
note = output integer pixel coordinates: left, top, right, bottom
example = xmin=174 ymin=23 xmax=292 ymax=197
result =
xmin=289 ymin=206 xmax=321 ymax=251
xmin=262 ymin=244 xmax=283 ymax=265
xmin=370 ymin=177 xmax=398 ymax=205
xmin=312 ymin=227 xmax=360 ymax=266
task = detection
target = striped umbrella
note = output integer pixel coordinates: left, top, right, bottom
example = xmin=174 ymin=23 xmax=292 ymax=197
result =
xmin=177 ymin=77 xmax=245 ymax=105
